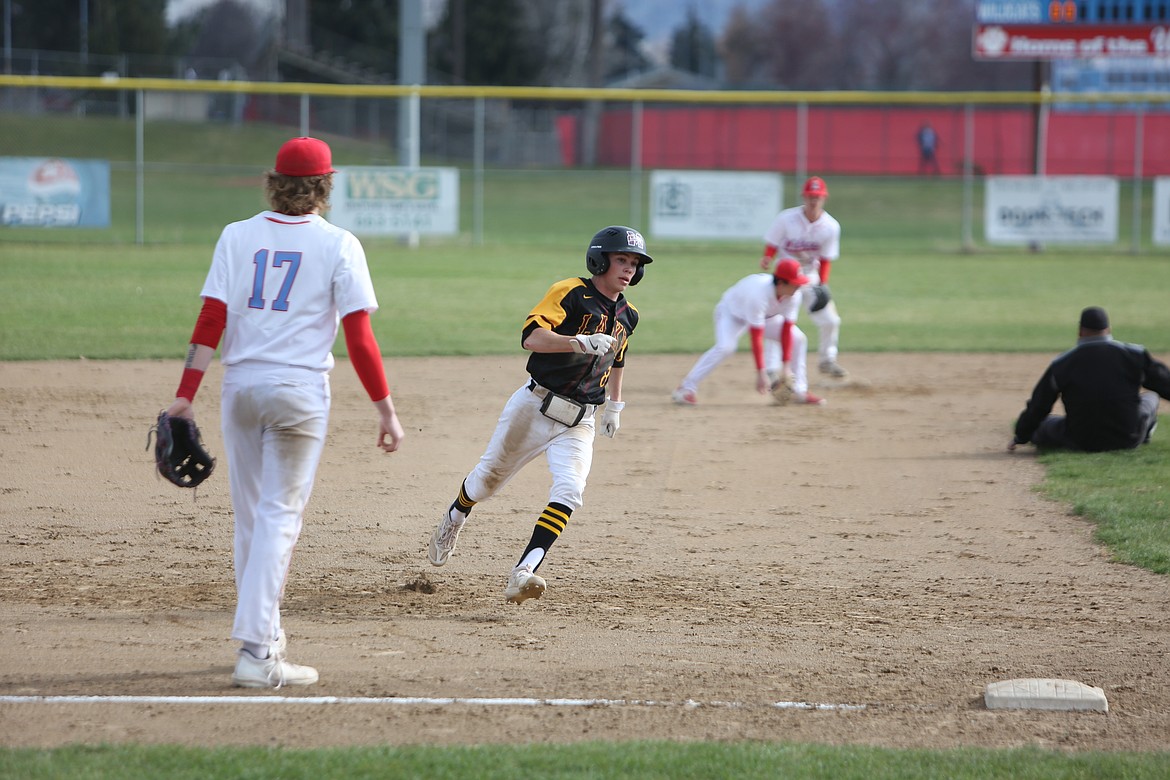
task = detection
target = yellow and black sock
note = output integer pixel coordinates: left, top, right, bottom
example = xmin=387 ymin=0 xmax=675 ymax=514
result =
xmin=518 ymin=502 xmax=571 ymax=570
xmin=453 ymin=481 xmax=476 ymax=516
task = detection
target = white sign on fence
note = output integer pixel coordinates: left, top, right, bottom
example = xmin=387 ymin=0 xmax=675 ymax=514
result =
xmin=649 ymin=170 xmax=781 ymax=240
xmin=329 ymin=166 xmax=459 ymax=236
xmin=1154 ymin=178 xmax=1170 ymax=246
xmin=985 ymin=176 xmax=1118 ymax=244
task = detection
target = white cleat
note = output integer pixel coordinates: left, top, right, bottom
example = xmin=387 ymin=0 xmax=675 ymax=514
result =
xmin=428 ymin=507 xmax=465 ymax=567
xmin=504 ymin=564 xmax=547 ymax=604
xmin=232 ymin=649 xmax=318 ymax=689
xmin=819 ymin=359 xmax=849 ymax=379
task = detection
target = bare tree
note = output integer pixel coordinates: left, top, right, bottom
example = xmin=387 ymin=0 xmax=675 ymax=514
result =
xmin=518 ymin=0 xmax=594 ymax=86
xmin=753 ymin=0 xmax=838 ymax=89
xmin=720 ymin=4 xmax=771 ymax=87
xmin=190 ymin=0 xmax=266 ymax=68
xmin=738 ymin=0 xmax=1032 ymax=90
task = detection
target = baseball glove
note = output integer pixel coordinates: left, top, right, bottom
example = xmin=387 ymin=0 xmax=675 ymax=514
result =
xmin=149 ymin=411 xmax=216 ymax=488
xmin=770 ymin=374 xmax=796 ymax=406
xmin=808 ymin=284 xmax=832 ymax=313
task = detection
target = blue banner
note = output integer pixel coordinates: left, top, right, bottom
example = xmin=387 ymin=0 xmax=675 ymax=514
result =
xmin=0 ymin=157 xmax=111 ymax=228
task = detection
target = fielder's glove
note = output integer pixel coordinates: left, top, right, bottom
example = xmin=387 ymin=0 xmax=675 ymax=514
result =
xmin=808 ymin=284 xmax=832 ymax=313
xmin=600 ymin=399 xmax=624 ymax=438
xmin=770 ymin=374 xmax=797 ymax=406
xmin=570 ymin=333 xmax=617 ymax=356
xmin=148 ymin=411 xmax=216 ymax=488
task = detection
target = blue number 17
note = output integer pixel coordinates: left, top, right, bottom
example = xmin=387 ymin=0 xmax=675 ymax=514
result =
xmin=247 ymin=249 xmax=302 ymax=312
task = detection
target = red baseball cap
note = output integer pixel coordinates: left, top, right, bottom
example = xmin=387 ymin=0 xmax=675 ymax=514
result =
xmin=802 ymin=176 xmax=828 ymax=197
xmin=274 ymin=137 xmax=336 ymax=177
xmin=773 ymin=258 xmax=810 ymax=286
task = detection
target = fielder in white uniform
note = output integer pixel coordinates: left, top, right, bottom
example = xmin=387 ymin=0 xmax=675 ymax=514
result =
xmin=672 ymin=259 xmax=824 ymax=406
xmin=162 ymin=137 xmax=405 ymax=688
xmin=759 ymin=175 xmax=848 ymax=379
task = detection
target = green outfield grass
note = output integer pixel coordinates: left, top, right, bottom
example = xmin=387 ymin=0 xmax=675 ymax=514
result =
xmin=2 ymin=115 xmax=1169 ymax=777
xmin=3 ymin=240 xmax=1170 ymax=360
xmin=2 ymin=740 xmax=1168 ymax=780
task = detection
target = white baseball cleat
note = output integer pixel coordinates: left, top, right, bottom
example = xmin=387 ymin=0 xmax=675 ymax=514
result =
xmin=232 ymin=649 xmax=318 ymax=689
xmin=428 ymin=506 xmax=465 ymax=567
xmin=671 ymin=387 xmax=698 ymax=406
xmin=819 ymin=359 xmax=849 ymax=378
xmin=504 ymin=564 xmax=546 ymax=604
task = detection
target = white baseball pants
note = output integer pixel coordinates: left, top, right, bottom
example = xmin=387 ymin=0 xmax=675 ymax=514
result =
xmin=462 ymin=382 xmax=596 ymax=512
xmin=799 ymin=284 xmax=841 ymax=363
xmin=221 ymin=364 xmax=330 ymax=649
xmin=679 ymin=304 xmax=810 ymax=395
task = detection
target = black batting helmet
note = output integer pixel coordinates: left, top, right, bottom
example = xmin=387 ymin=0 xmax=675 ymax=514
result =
xmin=585 ymin=226 xmax=653 ymax=285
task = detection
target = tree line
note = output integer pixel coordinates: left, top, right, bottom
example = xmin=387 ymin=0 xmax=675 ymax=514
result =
xmin=7 ymin=0 xmax=1033 ymax=90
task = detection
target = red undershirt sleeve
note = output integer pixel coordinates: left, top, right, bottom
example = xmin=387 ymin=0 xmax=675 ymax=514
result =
xmin=763 ymin=245 xmax=778 ymax=260
xmin=749 ymin=326 xmax=765 ymax=371
xmin=176 ymin=297 xmax=227 ymax=401
xmin=780 ymin=319 xmax=793 ymax=364
xmin=191 ymin=297 xmax=227 ymax=348
xmin=818 ymin=258 xmax=831 ymax=284
xmin=342 ymin=310 xmax=390 ymax=402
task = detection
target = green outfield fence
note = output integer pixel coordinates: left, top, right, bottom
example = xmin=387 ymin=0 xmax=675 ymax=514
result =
xmin=1 ymin=74 xmax=1169 ymax=249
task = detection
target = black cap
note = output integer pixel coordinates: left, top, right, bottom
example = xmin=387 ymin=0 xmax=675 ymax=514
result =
xmin=1079 ymin=306 xmax=1109 ymax=331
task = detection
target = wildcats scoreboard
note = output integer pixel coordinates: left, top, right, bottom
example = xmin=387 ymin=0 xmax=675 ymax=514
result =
xmin=974 ymin=0 xmax=1170 ymax=59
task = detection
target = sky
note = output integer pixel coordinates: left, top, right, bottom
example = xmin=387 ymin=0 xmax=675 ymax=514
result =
xmin=615 ymin=0 xmax=771 ymax=45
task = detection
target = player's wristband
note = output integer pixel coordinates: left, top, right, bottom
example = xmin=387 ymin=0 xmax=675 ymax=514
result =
xmin=176 ymin=367 xmax=205 ymax=402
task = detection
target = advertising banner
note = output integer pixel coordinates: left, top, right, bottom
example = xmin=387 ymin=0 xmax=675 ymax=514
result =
xmin=650 ymin=170 xmax=781 ymax=240
xmin=985 ymin=176 xmax=1118 ymax=244
xmin=973 ymin=24 xmax=1170 ymax=59
xmin=329 ymin=167 xmax=459 ymax=236
xmin=0 ymin=157 xmax=111 ymax=228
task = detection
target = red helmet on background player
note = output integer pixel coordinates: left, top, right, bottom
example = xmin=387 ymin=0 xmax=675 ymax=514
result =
xmin=585 ymin=225 xmax=653 ymax=285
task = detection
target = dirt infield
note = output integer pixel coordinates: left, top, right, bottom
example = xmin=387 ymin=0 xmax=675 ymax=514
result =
xmin=2 ymin=354 xmax=1168 ymax=751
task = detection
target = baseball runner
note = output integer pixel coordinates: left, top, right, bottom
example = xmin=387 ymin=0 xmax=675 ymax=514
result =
xmin=428 ymin=226 xmax=651 ymax=604
xmin=671 ymin=259 xmax=824 ymax=406
xmin=161 ymin=137 xmax=405 ymax=688
xmin=759 ymin=176 xmax=848 ymax=379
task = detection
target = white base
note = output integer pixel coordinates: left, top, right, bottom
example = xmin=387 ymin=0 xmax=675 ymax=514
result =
xmin=984 ymin=678 xmax=1108 ymax=712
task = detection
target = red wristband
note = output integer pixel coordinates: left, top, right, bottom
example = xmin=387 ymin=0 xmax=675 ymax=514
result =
xmin=176 ymin=367 xmax=205 ymax=402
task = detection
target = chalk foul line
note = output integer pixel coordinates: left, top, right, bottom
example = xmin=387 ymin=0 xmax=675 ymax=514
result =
xmin=0 ymin=694 xmax=865 ymax=711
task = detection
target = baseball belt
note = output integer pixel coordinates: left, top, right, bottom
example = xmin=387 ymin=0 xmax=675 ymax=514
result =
xmin=527 ymin=379 xmax=595 ymax=427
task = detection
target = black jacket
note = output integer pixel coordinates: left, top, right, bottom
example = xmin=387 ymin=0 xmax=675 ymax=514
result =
xmin=1014 ymin=335 xmax=1170 ymax=452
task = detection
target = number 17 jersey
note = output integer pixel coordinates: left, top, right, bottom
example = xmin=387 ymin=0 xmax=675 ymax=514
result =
xmin=200 ymin=211 xmax=379 ymax=372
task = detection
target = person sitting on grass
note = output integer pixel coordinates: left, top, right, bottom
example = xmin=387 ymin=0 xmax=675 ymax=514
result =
xmin=1009 ymin=306 xmax=1170 ymax=453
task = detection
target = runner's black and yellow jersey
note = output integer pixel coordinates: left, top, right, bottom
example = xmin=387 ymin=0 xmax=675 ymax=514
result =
xmin=522 ymin=276 xmax=639 ymax=406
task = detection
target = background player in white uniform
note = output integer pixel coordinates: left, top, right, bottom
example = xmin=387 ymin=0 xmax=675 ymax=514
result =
xmin=671 ymin=259 xmax=824 ymax=406
xmin=759 ymin=176 xmax=848 ymax=379
xmin=161 ymin=137 xmax=405 ymax=688
xmin=428 ymin=226 xmax=651 ymax=605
